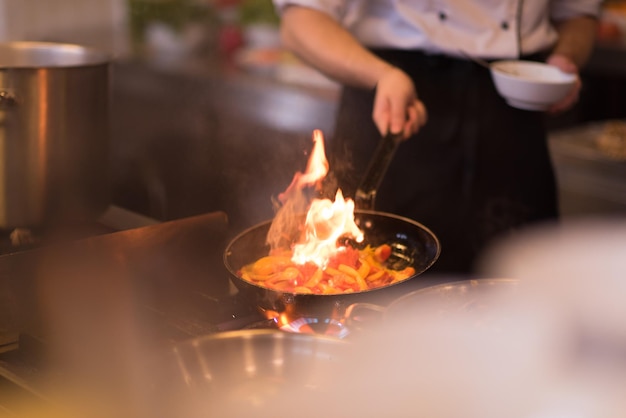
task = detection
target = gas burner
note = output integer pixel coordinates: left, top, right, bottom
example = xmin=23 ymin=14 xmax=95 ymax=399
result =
xmin=278 ymin=316 xmax=350 ymax=339
xmin=237 ymin=309 xmax=351 ymax=339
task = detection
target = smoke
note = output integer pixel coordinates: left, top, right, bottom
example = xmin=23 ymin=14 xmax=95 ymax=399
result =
xmin=266 ymin=186 xmax=310 ymax=251
xmin=265 ymin=130 xmax=330 ymax=252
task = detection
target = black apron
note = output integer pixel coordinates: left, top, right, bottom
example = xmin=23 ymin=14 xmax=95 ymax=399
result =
xmin=328 ymin=50 xmax=558 ymax=275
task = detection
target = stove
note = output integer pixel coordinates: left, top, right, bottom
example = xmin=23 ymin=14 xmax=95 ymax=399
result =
xmin=0 ymin=208 xmax=449 ymax=414
xmin=0 ymin=207 xmax=269 ymax=412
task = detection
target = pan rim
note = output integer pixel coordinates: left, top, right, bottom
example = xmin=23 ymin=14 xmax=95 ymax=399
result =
xmin=223 ymin=210 xmax=441 ymax=296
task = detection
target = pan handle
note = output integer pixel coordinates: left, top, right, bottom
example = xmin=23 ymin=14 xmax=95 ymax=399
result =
xmin=354 ymin=132 xmax=402 ymax=211
xmin=343 ymin=302 xmax=386 ymax=332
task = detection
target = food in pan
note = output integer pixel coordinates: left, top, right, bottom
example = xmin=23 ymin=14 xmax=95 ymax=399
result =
xmin=238 ymin=243 xmax=416 ymax=294
xmin=237 ymin=130 xmax=417 ymax=295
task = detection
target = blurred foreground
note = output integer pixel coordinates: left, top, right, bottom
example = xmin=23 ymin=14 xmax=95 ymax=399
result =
xmin=8 ymin=216 xmax=626 ymax=418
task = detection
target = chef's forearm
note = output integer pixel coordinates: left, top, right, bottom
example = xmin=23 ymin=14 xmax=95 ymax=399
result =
xmin=279 ymin=6 xmax=394 ymax=89
xmin=551 ymin=16 xmax=598 ymax=68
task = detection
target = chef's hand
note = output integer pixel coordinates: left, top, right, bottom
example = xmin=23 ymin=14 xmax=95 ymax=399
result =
xmin=546 ymin=54 xmax=581 ymax=114
xmin=373 ymin=66 xmax=427 ymax=140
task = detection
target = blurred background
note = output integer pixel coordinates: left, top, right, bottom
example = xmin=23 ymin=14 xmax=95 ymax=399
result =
xmin=0 ymin=0 xmax=624 ymax=231
xmin=0 ymin=2 xmax=625 ymax=417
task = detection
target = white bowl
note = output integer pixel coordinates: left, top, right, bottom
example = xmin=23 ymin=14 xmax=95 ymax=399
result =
xmin=490 ymin=60 xmax=577 ymax=111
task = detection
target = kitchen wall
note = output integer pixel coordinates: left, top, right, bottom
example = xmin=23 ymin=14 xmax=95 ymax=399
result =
xmin=0 ymin=0 xmax=128 ymax=53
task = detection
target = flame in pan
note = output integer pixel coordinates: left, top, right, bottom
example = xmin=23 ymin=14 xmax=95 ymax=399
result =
xmin=292 ymin=189 xmax=362 ymax=268
xmin=267 ymin=129 xmax=363 ymax=269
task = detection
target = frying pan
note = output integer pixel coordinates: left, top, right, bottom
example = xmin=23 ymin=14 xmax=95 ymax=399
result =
xmin=224 ymin=132 xmax=440 ymax=317
xmin=224 ymin=210 xmax=440 ymax=317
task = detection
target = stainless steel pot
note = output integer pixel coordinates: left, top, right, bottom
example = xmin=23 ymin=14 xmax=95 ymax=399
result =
xmin=150 ymin=330 xmax=349 ymax=417
xmin=344 ymin=278 xmax=521 ymax=330
xmin=0 ymin=42 xmax=110 ymax=229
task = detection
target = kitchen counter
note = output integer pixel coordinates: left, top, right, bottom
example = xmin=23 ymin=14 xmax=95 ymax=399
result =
xmin=549 ymin=120 xmax=626 ymax=217
xmin=109 ymin=52 xmax=340 ymax=231
xmin=114 ymin=52 xmax=340 ymax=134
xmin=0 ymin=209 xmax=450 ymax=413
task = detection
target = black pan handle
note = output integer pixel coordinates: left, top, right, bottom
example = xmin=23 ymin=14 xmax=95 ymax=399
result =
xmin=355 ymin=132 xmax=403 ymax=210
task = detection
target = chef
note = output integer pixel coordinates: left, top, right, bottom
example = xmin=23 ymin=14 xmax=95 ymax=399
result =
xmin=271 ymin=0 xmax=601 ymax=274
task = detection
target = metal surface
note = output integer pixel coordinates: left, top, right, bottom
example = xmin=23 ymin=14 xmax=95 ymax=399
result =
xmin=0 ymin=41 xmax=110 ymax=229
xmin=345 ymin=278 xmax=520 ymax=328
xmin=0 ymin=210 xmax=234 ymax=411
xmin=152 ymin=329 xmax=347 ymax=417
xmin=224 ymin=210 xmax=441 ymax=317
xmin=386 ymin=277 xmax=519 ymax=316
xmin=354 ymin=132 xmax=402 ymax=210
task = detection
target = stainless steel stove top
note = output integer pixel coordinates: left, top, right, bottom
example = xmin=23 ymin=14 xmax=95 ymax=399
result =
xmin=0 ymin=207 xmax=258 ymax=413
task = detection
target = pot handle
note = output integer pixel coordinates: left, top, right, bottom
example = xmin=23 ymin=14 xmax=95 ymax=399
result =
xmin=343 ymin=302 xmax=386 ymax=332
xmin=0 ymin=91 xmax=18 ymax=110
xmin=354 ymin=132 xmax=402 ymax=210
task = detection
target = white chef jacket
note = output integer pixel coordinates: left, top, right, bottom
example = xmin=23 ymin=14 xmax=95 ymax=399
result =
xmin=272 ymin=0 xmax=602 ymax=59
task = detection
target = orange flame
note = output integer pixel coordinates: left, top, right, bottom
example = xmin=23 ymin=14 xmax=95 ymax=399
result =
xmin=278 ymin=129 xmax=329 ymax=204
xmin=292 ymin=189 xmax=363 ymax=268
xmin=302 ymin=129 xmax=330 ymax=186
xmin=268 ymin=129 xmax=363 ymax=268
